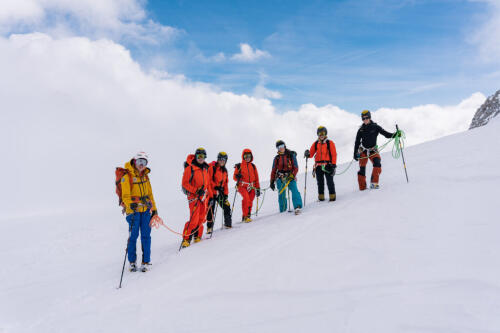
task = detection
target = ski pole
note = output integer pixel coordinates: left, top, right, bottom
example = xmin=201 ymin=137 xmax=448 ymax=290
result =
xmin=231 ymin=185 xmax=238 ymax=216
xmin=396 ymin=124 xmax=409 ymax=183
xmin=118 ymin=212 xmax=135 ymax=289
xmin=287 ymin=187 xmax=292 ymax=212
xmin=210 ymin=198 xmax=218 ymax=238
xmin=304 ymin=157 xmax=308 ymax=207
xmin=255 ymin=195 xmax=259 ymax=217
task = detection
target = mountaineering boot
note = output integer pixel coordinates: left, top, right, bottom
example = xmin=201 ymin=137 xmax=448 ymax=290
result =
xmin=224 ymin=225 xmax=232 ymax=229
xmin=194 ymin=236 xmax=202 ymax=243
xmin=370 ymin=183 xmax=379 ymax=189
xmin=329 ymin=194 xmax=336 ymax=202
xmin=181 ymin=239 xmax=191 ymax=248
xmin=141 ymin=262 xmax=152 ymax=272
xmin=129 ymin=262 xmax=137 ymax=272
xmin=318 ymin=194 xmax=325 ymax=201
xmin=243 ymin=216 xmax=252 ymax=223
xmin=294 ymin=208 xmax=301 ymax=215
xmin=206 ymin=226 xmax=213 ymax=235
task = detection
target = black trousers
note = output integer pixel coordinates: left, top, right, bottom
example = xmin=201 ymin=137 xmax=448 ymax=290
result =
xmin=206 ymin=196 xmax=232 ymax=227
xmin=315 ymin=165 xmax=336 ymax=195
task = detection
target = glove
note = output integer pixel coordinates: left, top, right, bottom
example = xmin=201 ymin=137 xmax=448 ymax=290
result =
xmin=270 ymin=181 xmax=275 ymax=191
xmin=151 ymin=210 xmax=157 ymax=218
xmin=130 ymin=203 xmax=138 ymax=212
xmin=330 ymin=164 xmax=337 ymax=175
xmin=393 ymin=130 xmax=402 ymax=138
xmin=256 ymin=189 xmax=261 ymax=197
xmin=196 ymin=188 xmax=205 ymax=197
xmin=235 ymin=173 xmax=242 ymax=180
xmin=354 ymin=152 xmax=360 ymax=161
xmin=304 ymin=149 xmax=310 ymax=158
xmin=224 ymin=199 xmax=230 ymax=206
xmin=215 ymin=186 xmax=224 ymax=194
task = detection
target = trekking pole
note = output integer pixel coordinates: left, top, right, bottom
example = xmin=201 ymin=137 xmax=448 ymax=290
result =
xmin=396 ymin=124 xmax=409 ymax=183
xmin=118 ymin=213 xmax=135 ymax=289
xmin=256 ymin=194 xmax=259 ymax=217
xmin=287 ymin=187 xmax=292 ymax=212
xmin=231 ymin=185 xmax=238 ymax=215
xmin=210 ymin=199 xmax=218 ymax=238
xmin=304 ymin=157 xmax=308 ymax=207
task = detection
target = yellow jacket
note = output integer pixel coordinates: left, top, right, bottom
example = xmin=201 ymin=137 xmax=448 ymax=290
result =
xmin=121 ymin=161 xmax=157 ymax=215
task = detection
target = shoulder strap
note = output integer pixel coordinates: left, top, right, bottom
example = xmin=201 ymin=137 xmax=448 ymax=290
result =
xmin=212 ymin=164 xmax=217 ymax=182
xmin=326 ymin=139 xmax=332 ymax=162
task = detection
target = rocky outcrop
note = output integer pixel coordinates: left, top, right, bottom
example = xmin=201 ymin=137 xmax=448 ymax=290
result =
xmin=469 ymin=90 xmax=500 ymax=129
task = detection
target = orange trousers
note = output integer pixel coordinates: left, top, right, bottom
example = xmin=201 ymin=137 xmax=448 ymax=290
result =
xmin=358 ymin=151 xmax=382 ymax=190
xmin=183 ymin=198 xmax=208 ymax=240
xmin=238 ymin=186 xmax=255 ymax=218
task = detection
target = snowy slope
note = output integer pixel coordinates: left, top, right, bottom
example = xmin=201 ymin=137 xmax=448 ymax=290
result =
xmin=1 ymin=121 xmax=500 ymax=333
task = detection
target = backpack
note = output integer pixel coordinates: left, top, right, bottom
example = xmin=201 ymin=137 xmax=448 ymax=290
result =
xmin=115 ymin=167 xmax=133 ymax=207
xmin=273 ymin=150 xmax=297 ymax=170
xmin=314 ymin=140 xmax=332 ymax=162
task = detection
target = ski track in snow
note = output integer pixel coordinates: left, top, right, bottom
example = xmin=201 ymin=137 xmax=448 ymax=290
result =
xmin=1 ymin=123 xmax=500 ymax=332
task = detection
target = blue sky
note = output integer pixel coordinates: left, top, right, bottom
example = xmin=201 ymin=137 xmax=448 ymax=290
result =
xmin=128 ymin=0 xmax=498 ymax=113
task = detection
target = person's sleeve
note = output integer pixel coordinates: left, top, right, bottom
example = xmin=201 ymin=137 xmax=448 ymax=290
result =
xmin=330 ymin=141 xmax=337 ymax=165
xmin=270 ymin=157 xmax=278 ymax=182
xmin=223 ymin=172 xmax=229 ymax=195
xmin=292 ymin=154 xmax=299 ymax=177
xmin=233 ymin=165 xmax=240 ymax=182
xmin=147 ymin=178 xmax=157 ymax=211
xmin=378 ymin=125 xmax=394 ymax=139
xmin=309 ymin=142 xmax=317 ymax=158
xmin=354 ymin=129 xmax=362 ymax=154
xmin=254 ymin=165 xmax=260 ymax=189
xmin=208 ymin=166 xmax=216 ymax=198
xmin=121 ymin=174 xmax=133 ymax=214
xmin=182 ymin=167 xmax=197 ymax=195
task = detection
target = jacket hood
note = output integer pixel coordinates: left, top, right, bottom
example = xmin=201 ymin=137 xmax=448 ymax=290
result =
xmin=241 ymin=148 xmax=253 ymax=162
xmin=125 ymin=160 xmax=150 ymax=175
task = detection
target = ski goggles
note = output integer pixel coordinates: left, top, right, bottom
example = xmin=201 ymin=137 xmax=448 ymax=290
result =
xmin=135 ymin=158 xmax=148 ymax=167
xmin=243 ymin=153 xmax=252 ymax=159
xmin=196 ymin=153 xmax=206 ymax=160
xmin=317 ymin=131 xmax=327 ymax=136
xmin=277 ymin=144 xmax=285 ymax=150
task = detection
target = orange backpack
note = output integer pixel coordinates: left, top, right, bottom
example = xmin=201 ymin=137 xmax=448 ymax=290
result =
xmin=115 ymin=167 xmax=133 ymax=208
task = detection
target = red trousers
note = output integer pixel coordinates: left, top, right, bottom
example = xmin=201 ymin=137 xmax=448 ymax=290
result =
xmin=358 ymin=151 xmax=382 ymax=190
xmin=238 ymin=186 xmax=255 ymax=218
xmin=183 ymin=198 xmax=208 ymax=240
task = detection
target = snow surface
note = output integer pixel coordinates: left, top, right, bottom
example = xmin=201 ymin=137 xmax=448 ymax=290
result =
xmin=1 ymin=121 xmax=500 ymax=333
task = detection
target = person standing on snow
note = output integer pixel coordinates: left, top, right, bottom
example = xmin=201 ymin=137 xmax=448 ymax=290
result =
xmin=304 ymin=126 xmax=338 ymax=202
xmin=353 ymin=110 xmax=400 ymax=190
xmin=206 ymin=152 xmax=232 ymax=232
xmin=181 ymin=148 xmax=213 ymax=248
xmin=270 ymin=140 xmax=303 ymax=214
xmin=233 ymin=149 xmax=260 ymax=223
xmin=120 ymin=152 xmax=158 ymax=272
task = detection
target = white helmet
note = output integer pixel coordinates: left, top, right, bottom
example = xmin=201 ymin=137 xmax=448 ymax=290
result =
xmin=133 ymin=151 xmax=149 ymax=161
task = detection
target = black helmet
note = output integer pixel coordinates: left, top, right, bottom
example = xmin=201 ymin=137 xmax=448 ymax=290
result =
xmin=217 ymin=151 xmax=228 ymax=161
xmin=361 ymin=110 xmax=371 ymax=119
xmin=195 ymin=147 xmax=207 ymax=158
xmin=317 ymin=126 xmax=327 ymax=136
xmin=275 ymin=140 xmax=286 ymax=149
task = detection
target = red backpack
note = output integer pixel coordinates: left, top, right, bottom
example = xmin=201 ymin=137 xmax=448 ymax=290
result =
xmin=115 ymin=167 xmax=133 ymax=208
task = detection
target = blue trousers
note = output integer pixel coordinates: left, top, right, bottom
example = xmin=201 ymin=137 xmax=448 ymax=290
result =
xmin=277 ymin=178 xmax=303 ymax=212
xmin=126 ymin=211 xmax=151 ymax=263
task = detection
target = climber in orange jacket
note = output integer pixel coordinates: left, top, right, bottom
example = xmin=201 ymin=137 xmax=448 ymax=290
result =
xmin=181 ymin=148 xmax=213 ymax=248
xmin=206 ymin=152 xmax=232 ymax=232
xmin=233 ymin=149 xmax=260 ymax=223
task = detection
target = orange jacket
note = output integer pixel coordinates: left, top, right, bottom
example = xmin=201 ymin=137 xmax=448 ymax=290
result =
xmin=208 ymin=161 xmax=229 ymax=197
xmin=182 ymin=154 xmax=213 ymax=200
xmin=309 ymin=139 xmax=337 ymax=165
xmin=233 ymin=148 xmax=260 ymax=189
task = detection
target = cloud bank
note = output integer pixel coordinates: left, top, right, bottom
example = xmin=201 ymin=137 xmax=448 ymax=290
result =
xmin=1 ymin=33 xmax=485 ymax=217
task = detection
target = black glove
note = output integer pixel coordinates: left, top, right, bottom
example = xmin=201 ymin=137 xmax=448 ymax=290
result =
xmin=304 ymin=149 xmax=310 ymax=158
xmin=223 ymin=194 xmax=228 ymax=201
xmin=354 ymin=152 xmax=360 ymax=161
xmin=151 ymin=210 xmax=157 ymax=218
xmin=270 ymin=181 xmax=275 ymax=191
xmin=256 ymin=189 xmax=261 ymax=197
xmin=330 ymin=164 xmax=337 ymax=175
xmin=196 ymin=188 xmax=205 ymax=197
xmin=130 ymin=203 xmax=138 ymax=211
xmin=215 ymin=186 xmax=224 ymax=194
xmin=235 ymin=173 xmax=242 ymax=180
xmin=208 ymin=197 xmax=215 ymax=206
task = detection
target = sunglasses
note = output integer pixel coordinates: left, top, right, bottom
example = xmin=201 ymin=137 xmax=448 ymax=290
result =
xmin=318 ymin=132 xmax=326 ymax=136
xmin=135 ymin=158 xmax=148 ymax=167
xmin=362 ymin=117 xmax=370 ymax=120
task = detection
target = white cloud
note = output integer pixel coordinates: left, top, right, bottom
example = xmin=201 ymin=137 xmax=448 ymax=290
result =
xmin=470 ymin=0 xmax=500 ymax=63
xmin=0 ymin=0 xmax=179 ymax=44
xmin=0 ymin=33 xmax=485 ymax=217
xmin=254 ymin=85 xmax=283 ymax=99
xmin=231 ymin=43 xmax=270 ymax=62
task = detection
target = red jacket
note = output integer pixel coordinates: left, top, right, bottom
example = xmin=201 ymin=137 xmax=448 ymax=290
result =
xmin=270 ymin=150 xmax=298 ymax=183
xmin=208 ymin=161 xmax=229 ymax=197
xmin=309 ymin=139 xmax=337 ymax=165
xmin=182 ymin=154 xmax=213 ymax=200
xmin=233 ymin=148 xmax=260 ymax=189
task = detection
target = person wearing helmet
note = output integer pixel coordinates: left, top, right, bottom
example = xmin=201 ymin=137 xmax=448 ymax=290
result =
xmin=206 ymin=152 xmax=232 ymax=232
xmin=354 ymin=110 xmax=397 ymax=190
xmin=181 ymin=148 xmax=213 ymax=248
xmin=120 ymin=152 xmax=158 ymax=272
xmin=270 ymin=140 xmax=303 ymax=214
xmin=233 ymin=149 xmax=260 ymax=223
xmin=304 ymin=126 xmax=338 ymax=202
